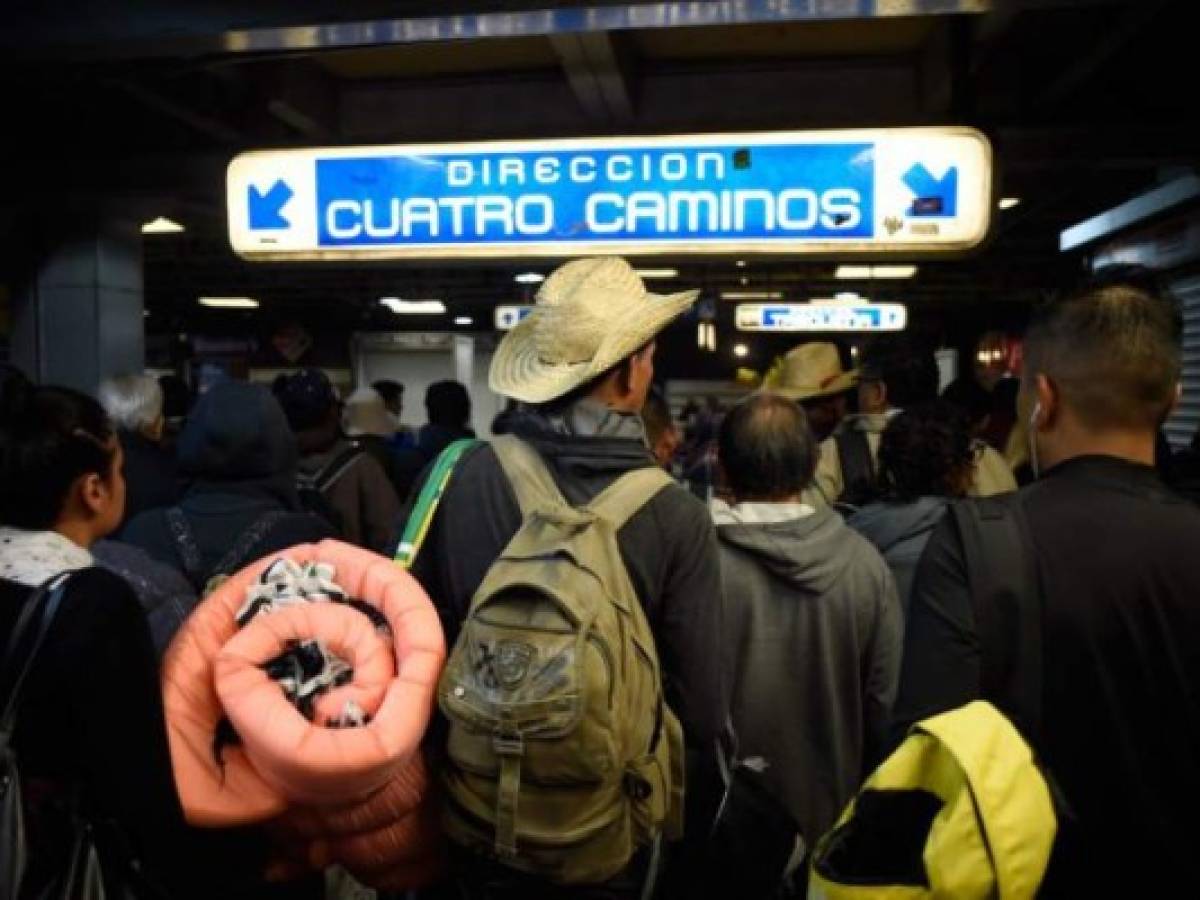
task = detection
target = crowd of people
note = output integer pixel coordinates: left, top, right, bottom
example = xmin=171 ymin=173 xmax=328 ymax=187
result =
xmin=1 ymin=255 xmax=1199 ymax=899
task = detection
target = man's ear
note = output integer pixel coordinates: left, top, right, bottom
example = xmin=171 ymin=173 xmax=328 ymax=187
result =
xmin=1033 ymin=373 xmax=1058 ymax=429
xmin=1168 ymin=381 xmax=1183 ymax=418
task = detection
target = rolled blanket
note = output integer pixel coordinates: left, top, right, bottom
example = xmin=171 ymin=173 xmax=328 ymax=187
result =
xmin=161 ymin=539 xmax=447 ymax=892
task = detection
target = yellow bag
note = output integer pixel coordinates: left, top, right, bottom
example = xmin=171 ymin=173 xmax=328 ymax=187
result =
xmin=809 ymin=702 xmax=1055 ymax=900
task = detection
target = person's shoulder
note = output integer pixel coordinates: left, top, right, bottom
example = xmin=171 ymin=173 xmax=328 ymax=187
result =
xmin=644 ymin=474 xmax=713 ymax=529
xmin=60 ymin=566 xmax=145 ymax=627
xmin=119 ymin=507 xmax=169 ymax=545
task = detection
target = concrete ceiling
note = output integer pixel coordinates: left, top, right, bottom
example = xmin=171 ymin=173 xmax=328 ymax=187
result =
xmin=0 ymin=0 xmax=1196 ymax=373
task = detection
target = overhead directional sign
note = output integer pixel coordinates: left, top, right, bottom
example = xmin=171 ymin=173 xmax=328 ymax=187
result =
xmin=494 ymin=305 xmax=534 ymax=331
xmin=227 ymin=128 xmax=992 ymax=261
xmin=736 ymin=302 xmax=908 ymax=333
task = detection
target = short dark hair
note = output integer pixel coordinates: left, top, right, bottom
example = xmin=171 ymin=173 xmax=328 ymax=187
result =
xmin=426 ymin=380 xmax=471 ymax=427
xmin=718 ymin=393 xmax=817 ymax=501
xmin=1024 ymin=266 xmax=1181 ymax=431
xmin=531 ymin=342 xmax=651 ymax=416
xmin=0 ymin=384 xmax=117 ymax=529
xmin=273 ymin=368 xmax=339 ymax=432
xmin=878 ymin=402 xmax=976 ymax=502
xmin=941 ymin=376 xmax=991 ymax=429
xmin=859 ymin=338 xmax=939 ymax=408
xmin=372 ymin=379 xmax=403 ymax=407
xmin=641 ymin=388 xmax=674 ymax=445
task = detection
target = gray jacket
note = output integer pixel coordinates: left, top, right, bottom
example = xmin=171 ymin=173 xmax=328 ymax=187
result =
xmin=714 ymin=502 xmax=903 ymax=845
xmin=848 ymin=496 xmax=952 ymax=619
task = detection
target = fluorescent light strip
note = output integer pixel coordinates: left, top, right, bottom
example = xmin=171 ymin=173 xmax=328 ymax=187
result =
xmin=199 ymin=296 xmax=258 ymax=309
xmin=835 ymin=265 xmax=916 ymax=279
xmin=721 ymin=291 xmax=784 ymax=300
xmin=999 ymin=197 xmax=1021 ymax=210
xmin=634 ymin=268 xmax=678 ymax=279
xmin=514 ymin=272 xmax=545 ymax=284
xmin=142 ymin=217 xmax=185 ymax=235
xmin=379 ymin=297 xmax=447 ymax=314
xmin=454 ymin=316 xmax=474 ymax=326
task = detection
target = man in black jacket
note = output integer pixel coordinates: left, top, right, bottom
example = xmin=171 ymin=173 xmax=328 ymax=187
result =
xmin=402 ymin=258 xmax=727 ymax=899
xmin=894 ymin=268 xmax=1200 ymax=895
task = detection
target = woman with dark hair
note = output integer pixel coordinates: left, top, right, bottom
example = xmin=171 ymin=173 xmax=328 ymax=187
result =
xmin=0 ymin=382 xmax=263 ymax=896
xmin=848 ymin=402 xmax=977 ymax=616
xmin=121 ymin=379 xmax=336 ymax=591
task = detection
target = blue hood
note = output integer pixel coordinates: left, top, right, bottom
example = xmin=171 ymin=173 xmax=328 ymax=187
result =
xmin=848 ymin=496 xmax=952 ymax=555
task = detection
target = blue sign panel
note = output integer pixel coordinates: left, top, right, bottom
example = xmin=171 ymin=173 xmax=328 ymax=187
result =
xmin=736 ymin=302 xmax=908 ymax=332
xmin=227 ymin=129 xmax=992 ymax=260
xmin=313 ymin=144 xmax=873 ymax=249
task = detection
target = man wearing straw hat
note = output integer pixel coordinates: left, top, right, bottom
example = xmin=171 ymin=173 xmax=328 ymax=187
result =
xmin=763 ymin=342 xmax=858 ymax=444
xmin=401 ymin=257 xmax=727 ymax=897
xmin=803 ymin=339 xmax=1017 ymax=509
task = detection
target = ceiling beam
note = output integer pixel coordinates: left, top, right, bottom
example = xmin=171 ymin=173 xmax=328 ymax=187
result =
xmin=2 ymin=1 xmax=993 ymax=62
xmin=1036 ymin=0 xmax=1168 ymax=111
xmin=262 ymin=61 xmax=338 ymax=139
xmin=549 ymin=30 xmax=636 ymax=124
xmin=112 ymin=80 xmax=242 ymax=144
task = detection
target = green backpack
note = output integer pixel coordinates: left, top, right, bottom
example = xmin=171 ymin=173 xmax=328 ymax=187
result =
xmin=437 ymin=435 xmax=685 ymax=885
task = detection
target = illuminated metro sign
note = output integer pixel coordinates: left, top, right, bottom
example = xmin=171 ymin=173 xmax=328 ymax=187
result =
xmin=227 ymin=128 xmax=992 ymax=261
xmin=736 ymin=302 xmax=908 ymax=332
xmin=494 ymin=305 xmax=534 ymax=331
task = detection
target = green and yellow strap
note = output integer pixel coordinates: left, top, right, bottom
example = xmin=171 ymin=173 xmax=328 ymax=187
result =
xmin=394 ymin=438 xmax=478 ymax=570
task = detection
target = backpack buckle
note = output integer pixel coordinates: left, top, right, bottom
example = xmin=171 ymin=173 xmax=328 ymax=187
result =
xmin=624 ymin=771 xmax=653 ymax=801
xmin=493 ymin=732 xmax=524 ymax=758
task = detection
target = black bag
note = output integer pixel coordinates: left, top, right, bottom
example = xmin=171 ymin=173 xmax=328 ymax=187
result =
xmin=834 ymin=429 xmax=878 ymax=512
xmin=1 ymin=573 xmax=168 ymax=900
xmin=694 ymin=723 xmax=805 ymax=900
xmin=295 ymin=446 xmax=364 ymax=536
xmin=950 ymin=495 xmax=1043 ymax=738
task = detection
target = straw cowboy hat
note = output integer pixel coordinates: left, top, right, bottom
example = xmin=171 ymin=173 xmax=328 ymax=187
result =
xmin=489 ymin=257 xmax=699 ymax=404
xmin=764 ymin=343 xmax=858 ymax=402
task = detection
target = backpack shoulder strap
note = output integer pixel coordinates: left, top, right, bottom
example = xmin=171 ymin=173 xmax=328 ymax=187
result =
xmin=211 ymin=511 xmax=291 ymax=580
xmin=835 ymin=428 xmax=875 ymax=501
xmin=313 ymin=445 xmax=365 ymax=492
xmin=588 ymin=465 xmax=676 ymax=530
xmin=165 ymin=506 xmax=204 ymax=588
xmin=491 ymin=435 xmax=569 ymax=516
xmin=394 ymin=438 xmax=479 ymax=570
xmin=1 ymin=573 xmax=73 ymax=735
xmin=950 ymin=494 xmax=1043 ymax=740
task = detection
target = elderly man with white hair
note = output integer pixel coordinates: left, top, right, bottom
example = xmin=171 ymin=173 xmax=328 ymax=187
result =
xmin=98 ymin=373 xmax=179 ymax=530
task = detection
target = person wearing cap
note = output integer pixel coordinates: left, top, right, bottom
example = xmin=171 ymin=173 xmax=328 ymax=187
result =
xmin=764 ymin=342 xmax=858 ymax=443
xmin=274 ymin=369 xmax=401 ymax=553
xmin=805 ymin=338 xmax=1017 ymax=510
xmin=400 ymin=257 xmax=728 ymax=898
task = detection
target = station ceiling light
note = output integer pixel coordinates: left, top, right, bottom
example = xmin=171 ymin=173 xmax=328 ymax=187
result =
xmin=454 ymin=316 xmax=474 ymax=326
xmin=142 ymin=217 xmax=185 ymax=235
xmin=514 ymin=272 xmax=545 ymax=284
xmin=199 ymin=296 xmax=258 ymax=309
xmin=721 ymin=290 xmax=784 ymax=300
xmin=634 ymin=268 xmax=678 ymax=279
xmin=835 ymin=265 xmax=917 ymax=279
xmin=379 ymin=297 xmax=446 ymax=314
xmin=736 ymin=260 xmax=747 ymax=268
xmin=999 ymin=197 xmax=1021 ymax=210
xmin=733 ymin=343 xmax=749 ymax=358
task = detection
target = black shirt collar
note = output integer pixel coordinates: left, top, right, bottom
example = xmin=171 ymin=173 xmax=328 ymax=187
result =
xmin=1040 ymin=454 xmax=1169 ymax=496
